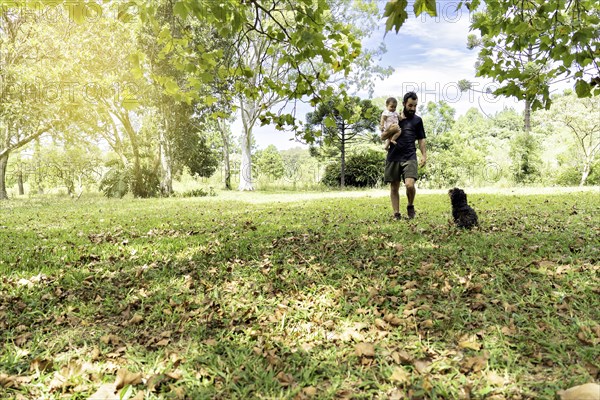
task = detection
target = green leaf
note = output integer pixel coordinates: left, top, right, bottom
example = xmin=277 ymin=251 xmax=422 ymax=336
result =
xmin=324 ymin=116 xmax=337 ymax=129
xmin=173 ymin=1 xmax=188 ymax=18
xmin=425 ymin=0 xmax=437 ymax=16
xmin=384 ymin=0 xmax=408 ymax=34
xmin=205 ymin=95 xmax=218 ymax=106
xmin=122 ymin=97 xmax=140 ymax=111
xmin=164 ymin=78 xmax=180 ymax=95
xmin=413 ymin=0 xmax=426 ymax=17
xmin=574 ymin=79 xmax=591 ymax=98
xmin=515 ymin=22 xmax=530 ymax=35
xmin=414 ymin=0 xmax=437 ymax=17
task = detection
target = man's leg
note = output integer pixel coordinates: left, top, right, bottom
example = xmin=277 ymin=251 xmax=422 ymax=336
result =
xmin=390 ymin=181 xmax=401 ymax=215
xmin=405 ymin=178 xmax=416 ymax=219
xmin=405 ymin=178 xmax=416 ymax=206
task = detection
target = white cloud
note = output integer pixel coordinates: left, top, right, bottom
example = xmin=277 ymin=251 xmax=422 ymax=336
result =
xmin=370 ymin=6 xmax=524 ymax=118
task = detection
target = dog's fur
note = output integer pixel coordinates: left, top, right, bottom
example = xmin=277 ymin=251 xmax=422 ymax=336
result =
xmin=448 ymin=187 xmax=478 ymax=229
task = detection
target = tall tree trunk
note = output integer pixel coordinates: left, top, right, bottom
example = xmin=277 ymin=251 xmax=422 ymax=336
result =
xmin=524 ymin=46 xmax=533 ymax=133
xmin=524 ymin=98 xmax=531 ymax=133
xmin=219 ymin=119 xmax=231 ymax=190
xmin=132 ymin=156 xmax=143 ymax=197
xmin=159 ymin=129 xmax=173 ymax=196
xmin=238 ymin=128 xmax=254 ymax=191
xmin=0 ymin=152 xmax=8 ymax=200
xmin=17 ymin=171 xmax=24 ymax=195
xmin=121 ymin=115 xmax=144 ymax=197
xmin=238 ymin=99 xmax=255 ymax=191
xmin=340 ymin=127 xmax=346 ymax=189
xmin=34 ymin=138 xmax=44 ymax=194
xmin=580 ymin=161 xmax=590 ymax=186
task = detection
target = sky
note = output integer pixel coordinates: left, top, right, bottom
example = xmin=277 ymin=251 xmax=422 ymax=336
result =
xmin=242 ymin=1 xmax=572 ymax=151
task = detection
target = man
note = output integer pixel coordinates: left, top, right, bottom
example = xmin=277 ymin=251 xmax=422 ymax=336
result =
xmin=381 ymin=91 xmax=427 ymax=220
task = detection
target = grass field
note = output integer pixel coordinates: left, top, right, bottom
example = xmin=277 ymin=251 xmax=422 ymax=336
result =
xmin=1 ymin=189 xmax=599 ymax=399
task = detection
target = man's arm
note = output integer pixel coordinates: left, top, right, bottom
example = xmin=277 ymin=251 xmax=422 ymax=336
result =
xmin=418 ymin=138 xmax=427 ymax=167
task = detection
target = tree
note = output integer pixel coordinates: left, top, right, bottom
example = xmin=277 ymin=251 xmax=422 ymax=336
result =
xmin=538 ymin=91 xmax=600 ymax=185
xmin=255 ymin=145 xmax=285 ymax=182
xmin=140 ymin=0 xmax=392 ymax=192
xmin=136 ymin=0 xmax=227 ymax=195
xmin=321 ymin=147 xmax=385 ymax=188
xmin=465 ymin=32 xmax=545 ymax=133
xmin=140 ymin=0 xmax=363 ymax=137
xmin=489 ymin=108 xmax=523 ymax=140
xmin=37 ymin=143 xmax=103 ymax=196
xmin=63 ymin=9 xmax=158 ymax=198
xmin=461 ymin=0 xmax=599 ymax=111
xmin=419 ymin=101 xmax=456 ymax=152
xmin=235 ymin=33 xmax=289 ymax=191
xmin=0 ymin=6 xmax=71 ymax=199
xmin=305 ymin=96 xmax=379 ymax=188
xmin=420 ymin=108 xmax=489 ymax=188
xmin=509 ymin=131 xmax=543 ymax=184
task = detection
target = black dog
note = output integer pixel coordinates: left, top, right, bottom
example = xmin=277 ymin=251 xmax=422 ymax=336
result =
xmin=448 ymin=187 xmax=478 ymax=229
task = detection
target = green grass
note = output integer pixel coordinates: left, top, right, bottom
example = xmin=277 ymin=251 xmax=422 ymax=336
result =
xmin=0 ymin=190 xmax=599 ymax=399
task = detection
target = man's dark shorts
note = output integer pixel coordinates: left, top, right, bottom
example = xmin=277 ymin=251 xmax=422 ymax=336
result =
xmin=384 ymin=160 xmax=418 ymax=183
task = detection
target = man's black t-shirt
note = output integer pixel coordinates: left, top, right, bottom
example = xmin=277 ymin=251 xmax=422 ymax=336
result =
xmin=386 ymin=114 xmax=426 ymax=162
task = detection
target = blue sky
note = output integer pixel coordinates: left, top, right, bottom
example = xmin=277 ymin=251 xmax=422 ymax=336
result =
xmin=241 ymin=1 xmax=570 ymax=150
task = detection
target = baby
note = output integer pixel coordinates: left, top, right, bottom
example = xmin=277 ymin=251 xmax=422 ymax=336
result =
xmin=380 ymin=97 xmax=405 ymax=150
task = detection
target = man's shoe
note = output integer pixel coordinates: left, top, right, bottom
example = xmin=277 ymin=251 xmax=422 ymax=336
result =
xmin=393 ymin=212 xmax=402 ymax=220
xmin=406 ymin=205 xmax=415 ymax=219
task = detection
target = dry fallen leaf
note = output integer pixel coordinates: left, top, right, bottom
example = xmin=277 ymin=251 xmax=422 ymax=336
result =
xmin=389 ymin=366 xmax=411 ymax=384
xmin=100 ymin=334 xmax=121 ymax=345
xmin=30 ymin=358 xmax=54 ymax=373
xmin=15 ymin=333 xmax=32 ymax=347
xmin=558 ymin=383 xmax=600 ymax=400
xmin=374 ymin=318 xmax=389 ymax=330
xmin=461 ymin=352 xmax=489 ymax=373
xmin=0 ymin=374 xmax=13 ymax=388
xmin=420 ymin=319 xmax=434 ymax=329
xmin=413 ymin=359 xmax=431 ymax=374
xmin=485 ymin=371 xmax=507 ymax=387
xmin=17 ymin=278 xmax=33 ymax=288
xmin=335 ymin=389 xmax=353 ymax=399
xmin=355 ymin=343 xmax=375 ymax=357
xmin=276 ymin=371 xmax=295 ymax=386
xmin=87 ymin=383 xmax=118 ymax=400
xmin=131 ymin=392 xmax=145 ymax=400
xmin=458 ymin=335 xmax=481 ymax=351
xmin=392 ymin=350 xmax=414 ymax=365
xmin=384 ymin=313 xmax=403 ymax=327
xmin=115 ymin=368 xmax=142 ymax=390
xmin=128 ymin=314 xmax=144 ymax=325
xmin=91 ymin=347 xmax=101 ymax=362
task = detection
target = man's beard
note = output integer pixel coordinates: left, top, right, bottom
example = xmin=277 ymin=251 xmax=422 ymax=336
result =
xmin=404 ymin=108 xmax=416 ymax=118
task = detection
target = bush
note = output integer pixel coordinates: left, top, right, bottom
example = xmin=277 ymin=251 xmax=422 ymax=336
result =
xmin=554 ymin=166 xmax=581 ymax=186
xmin=99 ymin=162 xmax=160 ymax=198
xmin=99 ymin=163 xmax=130 ymax=198
xmin=586 ymin=160 xmax=600 ymax=185
xmin=322 ymin=149 xmax=385 ymax=188
xmin=180 ymin=187 xmax=216 ymax=197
